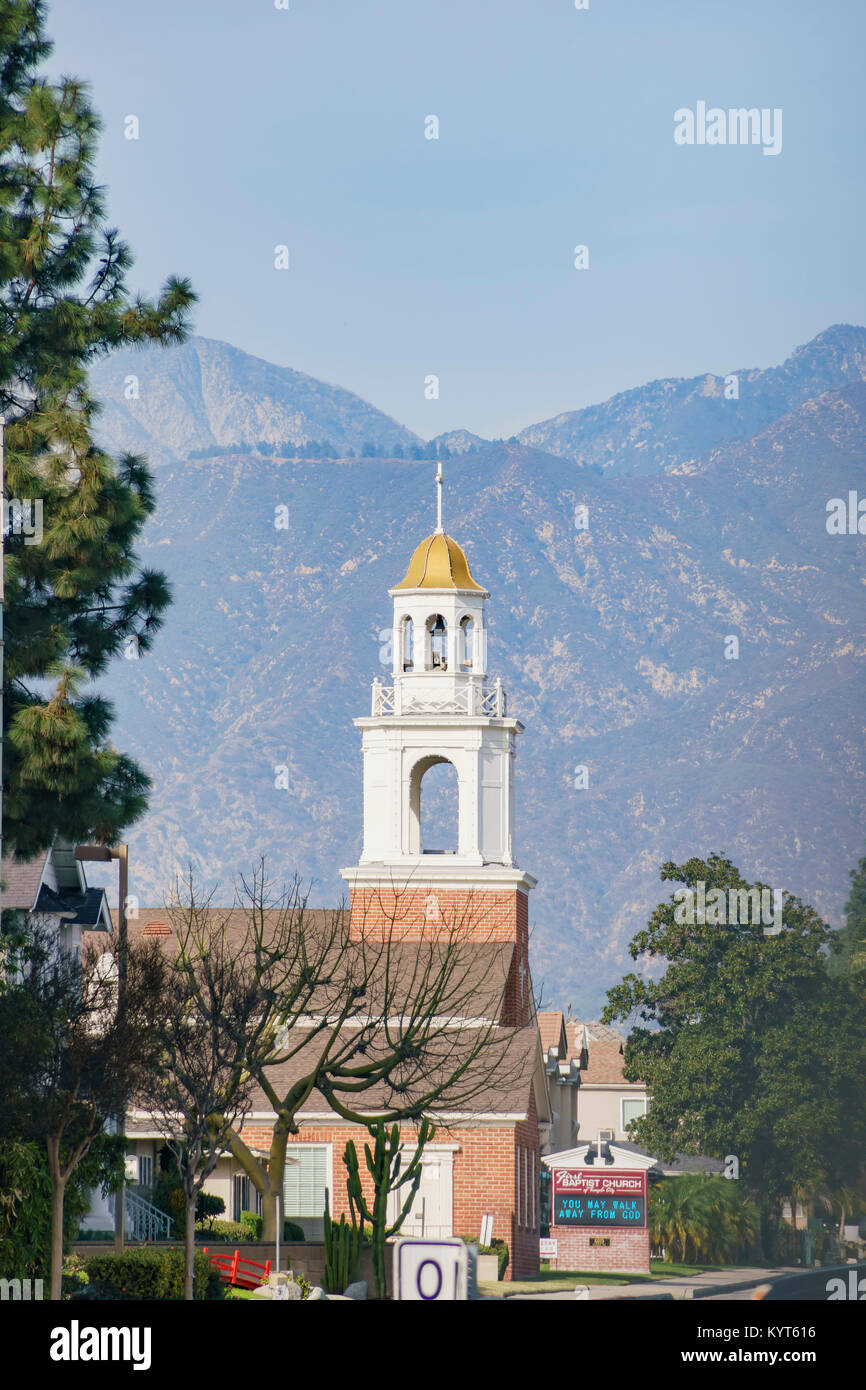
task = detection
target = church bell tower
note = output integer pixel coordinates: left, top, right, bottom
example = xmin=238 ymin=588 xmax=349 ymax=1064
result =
xmin=341 ymin=466 xmax=536 ymax=997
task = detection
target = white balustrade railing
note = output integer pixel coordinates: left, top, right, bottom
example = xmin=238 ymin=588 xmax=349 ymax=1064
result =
xmin=371 ymin=678 xmax=506 ymax=718
xmin=125 ymin=1188 xmax=174 ymax=1242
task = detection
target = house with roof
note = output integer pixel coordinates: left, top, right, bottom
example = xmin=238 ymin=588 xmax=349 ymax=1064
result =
xmin=1 ymin=838 xmax=113 ymax=952
xmin=536 ymin=1011 xmax=651 ymax=1149
xmin=567 ymin=1019 xmax=650 ymax=1144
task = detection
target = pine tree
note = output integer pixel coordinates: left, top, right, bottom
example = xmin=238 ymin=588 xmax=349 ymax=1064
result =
xmin=0 ymin=0 xmax=195 ymax=856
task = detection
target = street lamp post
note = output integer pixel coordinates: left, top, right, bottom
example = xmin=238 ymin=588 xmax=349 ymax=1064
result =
xmin=75 ymin=842 xmax=129 ymax=1254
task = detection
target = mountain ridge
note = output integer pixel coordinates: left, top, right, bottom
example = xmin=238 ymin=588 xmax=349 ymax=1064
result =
xmin=90 ymin=324 xmax=866 ymax=485
xmin=90 ymin=367 xmax=866 ymax=1013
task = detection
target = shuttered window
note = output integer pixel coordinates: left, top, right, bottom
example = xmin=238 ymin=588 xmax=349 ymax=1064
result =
xmin=283 ymin=1145 xmax=330 ymax=1219
xmin=622 ymin=1097 xmax=647 ymax=1132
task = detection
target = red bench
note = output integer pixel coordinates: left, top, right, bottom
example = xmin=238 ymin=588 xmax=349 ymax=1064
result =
xmin=203 ymin=1247 xmax=271 ymax=1290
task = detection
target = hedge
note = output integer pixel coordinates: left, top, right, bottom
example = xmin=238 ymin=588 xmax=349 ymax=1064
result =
xmin=83 ymin=1248 xmax=225 ymax=1300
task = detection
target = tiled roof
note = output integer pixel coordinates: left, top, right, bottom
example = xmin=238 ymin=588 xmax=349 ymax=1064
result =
xmin=569 ymin=1018 xmax=626 ymax=1046
xmin=122 ymin=907 xmax=537 ymax=1121
xmin=0 ymin=850 xmax=50 ymax=911
xmin=579 ymin=1038 xmax=635 ymax=1085
xmin=127 ymin=906 xmax=348 ymax=944
xmin=33 ymin=884 xmax=110 ymax=929
xmin=565 ymin=1020 xmax=646 ymax=1086
xmin=538 ymin=1011 xmax=566 ymax=1058
xmin=243 ymin=1020 xmax=539 ymax=1120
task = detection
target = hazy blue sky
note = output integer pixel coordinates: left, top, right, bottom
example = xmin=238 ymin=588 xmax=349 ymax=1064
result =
xmin=48 ymin=0 xmax=865 ymax=439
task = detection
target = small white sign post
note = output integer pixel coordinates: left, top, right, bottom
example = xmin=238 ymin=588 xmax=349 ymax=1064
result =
xmin=394 ymin=1238 xmax=469 ymax=1301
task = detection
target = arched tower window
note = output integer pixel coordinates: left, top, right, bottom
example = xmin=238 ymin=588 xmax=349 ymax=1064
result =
xmin=409 ymin=755 xmax=459 ymax=854
xmin=427 ymin=614 xmax=447 ymax=670
xmin=460 ymin=615 xmax=474 ymax=670
xmin=402 ymin=616 xmax=414 ymax=671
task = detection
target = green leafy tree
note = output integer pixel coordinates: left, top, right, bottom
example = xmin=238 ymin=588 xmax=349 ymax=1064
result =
xmin=0 ymin=1134 xmax=123 ymax=1281
xmin=604 ymin=855 xmax=866 ymax=1256
xmin=832 ymin=850 xmax=866 ymax=976
xmin=649 ymin=1174 xmax=757 ymax=1264
xmin=139 ymin=883 xmax=282 ymax=1302
xmin=0 ymin=925 xmax=164 ymax=1298
xmin=0 ymin=0 xmax=195 ymax=856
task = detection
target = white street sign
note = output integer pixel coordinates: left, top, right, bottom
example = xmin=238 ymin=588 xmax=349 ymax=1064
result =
xmin=394 ymin=1238 xmax=469 ymax=1301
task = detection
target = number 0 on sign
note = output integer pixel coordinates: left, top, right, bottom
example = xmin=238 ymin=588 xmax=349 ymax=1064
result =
xmin=394 ymin=1238 xmax=469 ymax=1301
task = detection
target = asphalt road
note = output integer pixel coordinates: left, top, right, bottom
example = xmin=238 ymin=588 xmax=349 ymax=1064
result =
xmin=503 ymin=1262 xmax=866 ymax=1302
xmin=705 ymin=1263 xmax=866 ymax=1301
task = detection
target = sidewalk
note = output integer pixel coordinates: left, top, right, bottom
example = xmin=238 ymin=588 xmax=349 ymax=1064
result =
xmin=503 ymin=1266 xmax=800 ymax=1301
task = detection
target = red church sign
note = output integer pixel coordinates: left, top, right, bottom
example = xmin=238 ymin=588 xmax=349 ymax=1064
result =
xmin=551 ymin=1169 xmax=647 ymax=1228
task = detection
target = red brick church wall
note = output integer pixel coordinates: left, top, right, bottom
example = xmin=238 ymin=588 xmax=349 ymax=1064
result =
xmin=348 ymin=883 xmax=532 ymax=1029
xmin=348 ymin=883 xmax=528 ymax=945
xmin=238 ymin=1110 xmax=541 ymax=1282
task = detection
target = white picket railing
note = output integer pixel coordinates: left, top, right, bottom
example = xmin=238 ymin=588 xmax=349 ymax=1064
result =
xmin=371 ymin=678 xmax=506 ymax=718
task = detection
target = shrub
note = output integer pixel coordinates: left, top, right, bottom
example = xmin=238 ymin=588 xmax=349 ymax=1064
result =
xmin=459 ymin=1234 xmax=509 ymax=1280
xmin=62 ymin=1253 xmax=89 ymax=1299
xmin=196 ymin=1193 xmax=225 ymax=1230
xmin=490 ymin=1238 xmax=509 ymax=1280
xmin=195 ymin=1218 xmax=248 ymax=1242
xmin=284 ymin=1220 xmax=305 ymax=1242
xmin=84 ymin=1248 xmax=225 ymax=1300
xmin=240 ymin=1210 xmax=263 ymax=1241
xmin=151 ymin=1170 xmax=184 ymax=1234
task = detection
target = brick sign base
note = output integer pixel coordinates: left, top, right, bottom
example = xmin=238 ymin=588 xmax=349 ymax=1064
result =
xmin=548 ymin=1226 xmax=650 ymax=1275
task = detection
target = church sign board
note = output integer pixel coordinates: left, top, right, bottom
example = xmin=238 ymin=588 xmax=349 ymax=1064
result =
xmin=552 ymin=1169 xmax=647 ymax=1228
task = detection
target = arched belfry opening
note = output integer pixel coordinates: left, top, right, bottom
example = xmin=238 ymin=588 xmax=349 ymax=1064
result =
xmin=427 ymin=614 xmax=447 ymax=670
xmin=401 ymin=615 xmax=414 ymax=671
xmin=459 ymin=615 xmax=474 ymax=670
xmin=409 ymin=755 xmax=459 ymax=855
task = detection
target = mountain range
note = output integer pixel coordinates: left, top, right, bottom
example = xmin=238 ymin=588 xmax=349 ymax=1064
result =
xmin=88 ymin=325 xmax=866 ymax=1013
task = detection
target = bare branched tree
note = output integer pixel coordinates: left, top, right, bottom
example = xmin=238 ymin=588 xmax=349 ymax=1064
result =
xmin=155 ymin=862 xmax=536 ymax=1242
xmin=139 ymin=875 xmax=290 ymax=1299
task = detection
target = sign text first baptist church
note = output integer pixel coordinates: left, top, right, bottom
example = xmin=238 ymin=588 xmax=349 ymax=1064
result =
xmin=552 ymin=1169 xmax=647 ymax=1229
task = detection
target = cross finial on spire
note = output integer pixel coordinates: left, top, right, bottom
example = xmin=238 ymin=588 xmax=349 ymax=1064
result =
xmin=435 ymin=458 xmax=444 ymax=534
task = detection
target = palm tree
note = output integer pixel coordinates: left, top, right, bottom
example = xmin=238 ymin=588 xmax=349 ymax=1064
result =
xmin=650 ymin=1175 xmax=758 ymax=1265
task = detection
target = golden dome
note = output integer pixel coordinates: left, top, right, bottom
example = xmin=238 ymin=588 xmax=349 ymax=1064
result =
xmin=393 ymin=532 xmax=486 ymax=592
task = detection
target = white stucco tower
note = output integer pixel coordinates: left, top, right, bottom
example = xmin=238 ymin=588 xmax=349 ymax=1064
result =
xmin=341 ymin=466 xmax=536 ymax=949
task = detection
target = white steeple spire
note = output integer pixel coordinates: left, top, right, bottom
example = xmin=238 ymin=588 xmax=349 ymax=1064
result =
xmin=435 ymin=459 xmax=444 ymax=534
